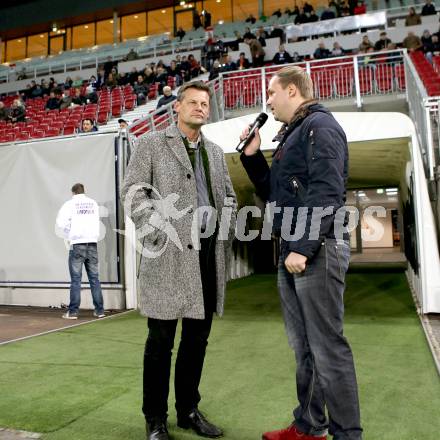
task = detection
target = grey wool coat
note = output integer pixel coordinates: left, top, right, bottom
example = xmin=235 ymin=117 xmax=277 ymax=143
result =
xmin=120 ymin=124 xmax=237 ymax=320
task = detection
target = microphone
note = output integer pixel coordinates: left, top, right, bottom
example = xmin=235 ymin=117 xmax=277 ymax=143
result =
xmin=236 ymin=112 xmax=268 ymax=153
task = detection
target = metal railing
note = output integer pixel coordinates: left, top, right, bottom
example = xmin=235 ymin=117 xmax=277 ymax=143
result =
xmin=405 ymin=54 xmax=440 ymax=181
xmin=216 ymin=49 xmax=406 ymax=113
xmin=0 ymin=37 xmax=206 ymax=84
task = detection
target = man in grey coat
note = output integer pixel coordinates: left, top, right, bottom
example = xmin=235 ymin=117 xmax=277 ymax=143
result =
xmin=121 ymin=81 xmax=237 ymax=440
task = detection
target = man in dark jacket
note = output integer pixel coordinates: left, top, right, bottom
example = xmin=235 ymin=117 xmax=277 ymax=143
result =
xmin=156 ymin=86 xmax=177 ymax=110
xmin=273 ymin=44 xmax=293 ymax=64
xmin=240 ymin=65 xmax=362 ymax=440
xmin=421 ymin=0 xmax=436 ymax=15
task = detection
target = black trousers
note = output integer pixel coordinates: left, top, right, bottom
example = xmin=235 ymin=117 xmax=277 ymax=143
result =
xmin=142 ymin=237 xmax=217 ymax=424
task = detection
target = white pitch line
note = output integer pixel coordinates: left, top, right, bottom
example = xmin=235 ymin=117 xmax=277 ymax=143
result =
xmin=0 ymin=310 xmax=134 ymax=346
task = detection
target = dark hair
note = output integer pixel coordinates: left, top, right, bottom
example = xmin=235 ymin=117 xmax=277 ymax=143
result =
xmin=176 ymin=80 xmax=212 ymax=102
xmin=82 ymin=118 xmax=94 ymax=125
xmin=71 ymin=183 xmax=85 ymax=194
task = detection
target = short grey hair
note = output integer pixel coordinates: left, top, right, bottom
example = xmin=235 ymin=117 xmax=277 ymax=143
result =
xmin=176 ymin=80 xmax=212 ymax=102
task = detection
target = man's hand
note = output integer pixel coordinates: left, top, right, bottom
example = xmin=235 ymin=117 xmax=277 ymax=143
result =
xmin=240 ymin=126 xmax=261 ymax=156
xmin=284 ymin=252 xmax=307 ymax=273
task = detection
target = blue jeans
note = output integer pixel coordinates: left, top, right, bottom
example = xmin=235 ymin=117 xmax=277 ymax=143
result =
xmin=278 ymin=238 xmax=362 ymax=440
xmin=68 ymin=243 xmax=104 ymax=315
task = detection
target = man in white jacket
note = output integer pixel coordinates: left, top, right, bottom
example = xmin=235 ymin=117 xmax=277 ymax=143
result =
xmin=56 ymin=183 xmax=104 ymax=319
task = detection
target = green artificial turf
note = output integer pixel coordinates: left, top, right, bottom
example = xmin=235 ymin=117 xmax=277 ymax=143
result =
xmin=0 ymin=272 xmax=439 ymax=439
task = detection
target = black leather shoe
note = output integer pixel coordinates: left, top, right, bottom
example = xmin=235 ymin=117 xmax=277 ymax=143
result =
xmin=177 ymin=409 xmax=223 ymax=438
xmin=146 ymin=421 xmax=170 ymax=440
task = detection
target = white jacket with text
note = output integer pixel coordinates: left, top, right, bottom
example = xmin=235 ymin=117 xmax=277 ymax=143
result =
xmin=56 ymin=194 xmax=100 ymax=244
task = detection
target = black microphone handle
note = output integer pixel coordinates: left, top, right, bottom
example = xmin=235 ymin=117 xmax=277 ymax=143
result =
xmin=236 ymin=129 xmax=256 ymax=153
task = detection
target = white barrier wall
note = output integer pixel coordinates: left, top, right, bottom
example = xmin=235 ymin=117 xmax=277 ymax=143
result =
xmin=0 ymin=133 xmax=119 ymax=284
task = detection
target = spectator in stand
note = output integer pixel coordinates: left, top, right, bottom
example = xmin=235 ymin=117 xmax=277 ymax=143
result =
xmin=258 ymin=26 xmax=269 ymax=38
xmin=271 ymin=25 xmax=286 ymax=42
xmin=155 ymin=66 xmax=169 ymax=93
xmin=304 ymin=2 xmax=314 ymax=13
xmin=71 ymin=88 xmax=86 ymax=106
xmin=256 ymin=28 xmax=267 ymax=47
xmin=295 ymin=9 xmax=309 ymax=24
xmin=41 ymin=79 xmax=50 ymax=96
xmin=385 ymin=43 xmax=402 ymax=62
xmin=237 ymin=52 xmax=251 ymax=70
xmin=45 ymin=90 xmax=61 ymax=110
xmin=374 ymin=32 xmax=392 ymax=51
xmin=292 ymin=51 xmax=304 ymax=62
xmin=95 ymin=69 xmax=105 ymax=89
xmin=8 ymin=99 xmax=25 ymax=123
xmin=245 ymin=37 xmax=265 ymax=67
xmin=272 ymin=8 xmax=282 ymax=18
xmin=134 ymin=75 xmax=148 ymax=105
xmin=204 ymin=36 xmax=225 ymax=70
xmin=31 ymin=84 xmax=43 ymax=99
xmin=168 ymin=60 xmax=183 ymax=86
xmin=340 ymin=1 xmax=351 ymax=16
xmin=202 ymin=9 xmax=212 ymax=28
xmin=273 ymin=44 xmax=293 ymax=64
xmin=427 ymin=34 xmax=440 ymax=59
xmin=176 ymin=26 xmax=186 ymax=41
xmin=48 ymin=77 xmax=55 ymax=90
xmin=331 ymin=41 xmax=346 ymax=57
xmin=125 ymin=48 xmax=139 ymax=61
xmin=209 ymin=60 xmax=222 ymax=80
xmin=221 ymin=55 xmax=237 ymax=71
xmin=422 ymin=30 xmax=440 ymax=61
xmin=17 ymin=68 xmax=27 ymax=81
xmin=405 ymin=7 xmax=422 ymax=26
xmin=359 ymin=35 xmax=374 ymax=52
xmin=179 ymin=55 xmax=191 ymax=81
xmin=227 ymin=30 xmax=243 ymax=51
xmin=0 ymin=102 xmax=9 ymax=121
xmin=64 ymin=76 xmax=73 ymax=89
xmin=403 ymin=31 xmax=423 ymax=51
xmin=309 ymin=10 xmax=320 ymax=21
xmin=103 ymin=56 xmax=116 ymax=80
xmin=193 ymin=9 xmax=202 ymax=29
xmin=354 ymin=0 xmax=367 ymax=14
xmin=245 ymin=14 xmax=257 ymax=24
xmin=321 ymin=6 xmax=336 ymax=19
xmin=348 ymin=0 xmax=358 ymax=14
xmin=59 ymin=92 xmax=73 ymax=110
xmin=80 ymin=118 xmax=98 ymax=133
xmin=105 ymin=72 xmax=118 ymax=89
xmin=243 ymin=27 xmax=256 ymax=40
xmin=188 ymin=54 xmax=202 ymax=78
xmin=128 ymin=67 xmax=139 ymax=85
xmin=421 ymin=0 xmax=436 ymax=16
xmin=422 ymin=29 xmax=433 ymax=52
xmin=118 ymin=72 xmax=129 ymax=86
xmin=360 ymin=46 xmax=378 ymax=68
xmin=156 ymin=86 xmax=177 ymax=109
xmin=314 ymin=41 xmax=331 ymax=59
xmin=85 ymin=85 xmax=99 ymax=104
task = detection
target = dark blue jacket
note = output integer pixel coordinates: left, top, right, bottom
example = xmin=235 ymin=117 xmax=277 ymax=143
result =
xmin=240 ymin=102 xmax=348 ymax=259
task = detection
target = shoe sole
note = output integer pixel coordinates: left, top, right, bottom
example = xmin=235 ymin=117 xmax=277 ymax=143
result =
xmin=62 ymin=316 xmax=78 ymax=320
